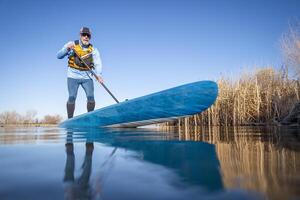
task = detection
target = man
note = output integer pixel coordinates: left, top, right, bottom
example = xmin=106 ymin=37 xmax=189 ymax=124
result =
xmin=57 ymin=27 xmax=103 ymax=119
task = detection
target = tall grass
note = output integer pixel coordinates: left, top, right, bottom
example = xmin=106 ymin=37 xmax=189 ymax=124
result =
xmin=163 ymin=66 xmax=299 ymax=127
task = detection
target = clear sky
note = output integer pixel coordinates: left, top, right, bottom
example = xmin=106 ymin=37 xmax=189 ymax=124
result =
xmin=0 ymin=0 xmax=299 ymax=119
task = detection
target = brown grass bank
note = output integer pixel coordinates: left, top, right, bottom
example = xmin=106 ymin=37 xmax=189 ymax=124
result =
xmin=163 ymin=66 xmax=299 ymax=127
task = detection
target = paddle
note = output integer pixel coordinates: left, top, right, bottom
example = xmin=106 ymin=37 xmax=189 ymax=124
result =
xmin=72 ymin=49 xmax=120 ymax=103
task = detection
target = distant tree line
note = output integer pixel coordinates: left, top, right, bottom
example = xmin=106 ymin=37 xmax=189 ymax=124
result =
xmin=0 ymin=110 xmax=63 ymax=125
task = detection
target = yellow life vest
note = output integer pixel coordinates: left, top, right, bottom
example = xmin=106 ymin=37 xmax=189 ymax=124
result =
xmin=68 ymin=40 xmax=94 ymax=71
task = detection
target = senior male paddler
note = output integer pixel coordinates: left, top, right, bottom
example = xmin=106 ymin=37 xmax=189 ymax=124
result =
xmin=57 ymin=27 xmax=103 ymax=119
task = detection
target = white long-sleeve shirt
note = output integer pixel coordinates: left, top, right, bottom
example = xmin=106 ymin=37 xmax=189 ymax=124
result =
xmin=57 ymin=40 xmax=102 ymax=79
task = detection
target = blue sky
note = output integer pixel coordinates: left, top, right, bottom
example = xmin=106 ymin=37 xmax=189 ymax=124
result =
xmin=0 ymin=0 xmax=299 ymax=119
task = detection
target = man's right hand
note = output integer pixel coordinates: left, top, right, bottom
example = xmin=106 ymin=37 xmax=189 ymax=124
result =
xmin=66 ymin=42 xmax=75 ymax=51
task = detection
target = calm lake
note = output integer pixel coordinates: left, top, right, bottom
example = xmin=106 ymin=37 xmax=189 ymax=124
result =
xmin=0 ymin=126 xmax=299 ymax=200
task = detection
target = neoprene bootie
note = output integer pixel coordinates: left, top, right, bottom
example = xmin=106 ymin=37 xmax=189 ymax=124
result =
xmin=87 ymin=101 xmax=95 ymax=112
xmin=67 ymin=102 xmax=75 ymax=119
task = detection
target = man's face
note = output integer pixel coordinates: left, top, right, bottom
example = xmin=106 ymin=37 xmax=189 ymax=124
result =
xmin=80 ymin=33 xmax=91 ymax=45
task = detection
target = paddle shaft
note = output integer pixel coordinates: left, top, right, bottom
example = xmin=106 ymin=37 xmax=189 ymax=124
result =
xmin=72 ymin=49 xmax=120 ymax=103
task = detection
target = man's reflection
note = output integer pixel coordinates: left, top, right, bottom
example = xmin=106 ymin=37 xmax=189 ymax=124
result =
xmin=62 ymin=128 xmax=224 ymax=198
xmin=63 ymin=131 xmax=94 ymax=200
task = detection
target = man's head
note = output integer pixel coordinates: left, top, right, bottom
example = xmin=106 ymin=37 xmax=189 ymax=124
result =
xmin=80 ymin=27 xmax=91 ymax=45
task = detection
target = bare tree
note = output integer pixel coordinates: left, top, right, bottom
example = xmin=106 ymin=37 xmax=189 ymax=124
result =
xmin=280 ymin=21 xmax=300 ymax=77
xmin=42 ymin=114 xmax=63 ymax=124
xmin=280 ymin=21 xmax=300 ymax=124
xmin=0 ymin=111 xmax=21 ymax=124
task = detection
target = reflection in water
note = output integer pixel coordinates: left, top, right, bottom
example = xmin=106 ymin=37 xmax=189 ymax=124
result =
xmin=111 ymin=140 xmax=223 ymax=191
xmin=167 ymin=126 xmax=300 ymax=200
xmin=0 ymin=127 xmax=62 ymax=144
xmin=63 ymin=131 xmax=94 ymax=200
xmin=1 ymin=126 xmax=297 ymax=200
xmin=62 ymin=128 xmax=226 ymax=200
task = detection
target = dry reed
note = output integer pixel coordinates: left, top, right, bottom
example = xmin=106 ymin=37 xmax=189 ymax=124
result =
xmin=162 ymin=66 xmax=299 ymax=127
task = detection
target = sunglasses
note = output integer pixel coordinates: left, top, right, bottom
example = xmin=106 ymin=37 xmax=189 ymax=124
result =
xmin=81 ymin=33 xmax=91 ymax=38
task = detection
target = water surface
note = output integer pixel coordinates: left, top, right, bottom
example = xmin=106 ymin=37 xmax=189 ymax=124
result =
xmin=0 ymin=126 xmax=299 ymax=200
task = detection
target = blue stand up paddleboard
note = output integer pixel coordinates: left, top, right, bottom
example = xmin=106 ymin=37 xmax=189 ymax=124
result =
xmin=59 ymin=80 xmax=218 ymax=128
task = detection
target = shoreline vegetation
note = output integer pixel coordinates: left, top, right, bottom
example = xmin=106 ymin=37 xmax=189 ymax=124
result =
xmin=162 ymin=22 xmax=300 ymax=128
xmin=161 ymin=66 xmax=300 ymax=128
xmin=0 ymin=111 xmax=63 ymax=127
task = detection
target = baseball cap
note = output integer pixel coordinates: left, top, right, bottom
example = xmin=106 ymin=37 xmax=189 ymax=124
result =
xmin=80 ymin=27 xmax=91 ymax=36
